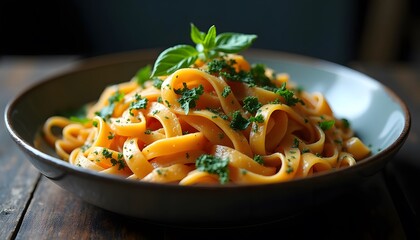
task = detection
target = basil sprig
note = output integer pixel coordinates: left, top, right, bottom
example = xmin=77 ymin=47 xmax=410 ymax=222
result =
xmin=150 ymin=23 xmax=257 ymax=77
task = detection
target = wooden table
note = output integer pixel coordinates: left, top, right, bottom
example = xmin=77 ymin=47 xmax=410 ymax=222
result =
xmin=1 ymin=56 xmax=419 ymax=239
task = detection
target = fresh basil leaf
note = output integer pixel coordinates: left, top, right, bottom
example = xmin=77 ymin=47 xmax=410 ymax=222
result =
xmin=215 ymin=33 xmax=257 ymax=53
xmin=151 ymin=45 xmax=199 ymax=77
xmin=190 ymin=23 xmax=205 ymax=44
xmin=203 ymin=25 xmax=216 ymax=50
xmin=136 ymin=65 xmax=151 ymax=87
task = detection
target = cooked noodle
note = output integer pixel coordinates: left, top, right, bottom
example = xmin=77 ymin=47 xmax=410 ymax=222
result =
xmin=43 ymin=54 xmax=370 ymax=185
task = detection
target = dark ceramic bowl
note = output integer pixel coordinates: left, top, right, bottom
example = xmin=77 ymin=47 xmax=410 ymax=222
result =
xmin=5 ymin=49 xmax=411 ymax=227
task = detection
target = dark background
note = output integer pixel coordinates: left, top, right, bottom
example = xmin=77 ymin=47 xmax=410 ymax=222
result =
xmin=1 ymin=0 xmax=419 ymax=66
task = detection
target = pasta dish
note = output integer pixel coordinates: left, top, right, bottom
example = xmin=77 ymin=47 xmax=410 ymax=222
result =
xmin=42 ymin=24 xmax=370 ymax=185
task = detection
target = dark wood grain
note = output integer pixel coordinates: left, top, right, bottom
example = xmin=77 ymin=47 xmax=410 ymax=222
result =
xmin=0 ymin=150 xmax=40 ymax=240
xmin=0 ymin=57 xmax=77 ymax=240
xmin=15 ymin=177 xmax=163 ymax=240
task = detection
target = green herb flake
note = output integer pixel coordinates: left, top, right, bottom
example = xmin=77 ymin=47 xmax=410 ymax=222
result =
xmin=102 ymin=148 xmax=113 ymax=159
xmin=249 ymin=114 xmax=264 ymax=123
xmin=196 ymin=154 xmax=229 ymax=184
xmin=250 ymin=64 xmax=275 ymax=88
xmin=165 ymin=100 xmax=171 ymax=108
xmin=243 ymin=96 xmax=262 ymax=114
xmin=230 ymin=111 xmax=250 ymax=130
xmin=156 ymin=169 xmax=163 ymax=176
xmin=153 ymin=78 xmax=164 ymax=89
xmin=174 ymin=83 xmax=204 ymax=114
xmin=253 ymin=155 xmax=264 ymax=165
xmin=221 ymin=86 xmax=232 ymax=98
xmin=144 ymin=129 xmax=152 ymax=135
xmin=319 ymin=120 xmax=335 ymax=131
xmin=108 ymin=91 xmax=125 ymax=104
xmin=292 ymin=138 xmax=300 ymax=148
xmin=95 ymin=91 xmax=125 ymax=121
xmin=107 ymin=132 xmax=115 ymax=140
xmin=275 ymin=83 xmax=303 ymax=106
xmin=129 ymin=94 xmax=148 ymax=116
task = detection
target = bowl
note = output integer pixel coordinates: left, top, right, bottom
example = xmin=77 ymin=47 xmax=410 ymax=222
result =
xmin=4 ymin=49 xmax=411 ymax=226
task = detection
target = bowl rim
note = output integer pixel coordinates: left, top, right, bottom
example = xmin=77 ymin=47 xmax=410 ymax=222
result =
xmin=4 ymin=48 xmax=412 ymax=191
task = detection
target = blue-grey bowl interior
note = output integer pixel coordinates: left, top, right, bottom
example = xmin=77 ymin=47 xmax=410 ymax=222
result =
xmin=4 ymin=49 xmax=411 ymax=226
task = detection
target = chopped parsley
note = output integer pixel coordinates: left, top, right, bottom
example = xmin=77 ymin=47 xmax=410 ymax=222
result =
xmin=230 ymin=111 xmax=250 ymax=130
xmin=250 ymin=64 xmax=275 ymax=88
xmin=196 ymin=154 xmax=229 ymax=184
xmin=102 ymin=148 xmax=113 ymax=158
xmin=206 ymin=58 xmax=276 ymax=89
xmin=319 ymin=120 xmax=335 ymax=131
xmin=164 ymin=100 xmax=171 ymax=107
xmin=249 ymin=114 xmax=264 ymax=123
xmin=243 ymin=96 xmax=262 ymax=114
xmin=207 ymin=58 xmax=234 ymax=74
xmin=108 ymin=91 xmax=125 ymax=103
xmin=110 ymin=157 xmax=126 ymax=170
xmin=144 ymin=129 xmax=152 ymax=135
xmin=174 ymin=83 xmax=204 ymax=114
xmin=156 ymin=169 xmax=164 ymax=176
xmin=253 ymin=155 xmax=264 ymax=165
xmin=129 ymin=94 xmax=148 ymax=116
xmin=274 ymin=83 xmax=303 ymax=106
xmin=153 ymin=78 xmax=164 ymax=89
xmin=221 ymin=86 xmax=232 ymax=98
xmin=292 ymin=138 xmax=300 ymax=148
xmin=107 ymin=132 xmax=115 ymax=140
xmin=95 ymin=91 xmax=125 ymax=121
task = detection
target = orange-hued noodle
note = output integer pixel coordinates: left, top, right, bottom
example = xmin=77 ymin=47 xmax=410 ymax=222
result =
xmin=43 ymin=54 xmax=370 ymax=185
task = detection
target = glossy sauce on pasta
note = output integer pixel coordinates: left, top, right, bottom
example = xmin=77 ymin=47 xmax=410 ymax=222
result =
xmin=43 ymin=54 xmax=371 ymax=185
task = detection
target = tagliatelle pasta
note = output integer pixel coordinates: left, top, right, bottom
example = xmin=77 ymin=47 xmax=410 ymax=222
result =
xmin=42 ymin=52 xmax=371 ymax=185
